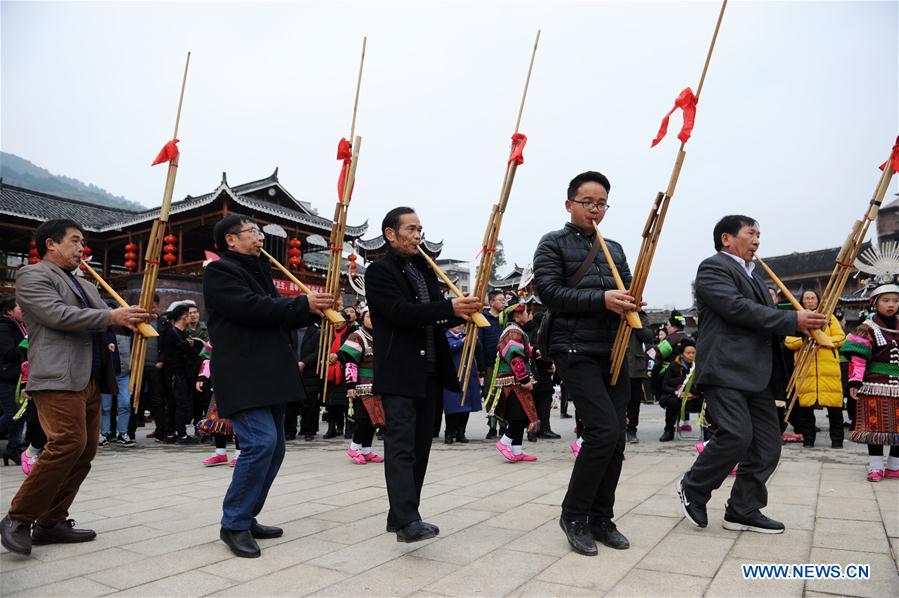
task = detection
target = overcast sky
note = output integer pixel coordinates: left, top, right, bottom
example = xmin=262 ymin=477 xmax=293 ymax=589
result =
xmin=2 ymin=0 xmax=897 ymax=307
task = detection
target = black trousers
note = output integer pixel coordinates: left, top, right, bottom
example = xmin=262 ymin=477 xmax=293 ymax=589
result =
xmin=533 ymin=385 xmax=554 ymax=433
xmin=445 ymin=412 xmax=470 ymax=436
xmin=554 ymin=354 xmax=628 ymax=522
xmin=129 ymin=366 xmax=164 ymax=437
xmin=284 ymin=401 xmax=301 ymax=439
xmin=351 ymin=397 xmax=376 ymax=447
xmin=165 ymin=372 xmax=193 ymax=437
xmin=300 ymin=386 xmax=321 ymax=436
xmin=626 ymin=377 xmax=648 ymax=432
xmin=382 ymin=377 xmax=439 ymax=529
xmin=792 ymin=405 xmax=844 ymax=445
xmin=682 ymin=384 xmax=781 ymax=516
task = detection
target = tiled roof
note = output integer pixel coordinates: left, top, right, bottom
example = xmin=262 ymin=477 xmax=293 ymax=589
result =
xmin=0 ymin=183 xmax=138 ymax=232
xmin=759 ymin=243 xmax=871 ymax=278
xmin=356 ymin=236 xmax=443 ymax=254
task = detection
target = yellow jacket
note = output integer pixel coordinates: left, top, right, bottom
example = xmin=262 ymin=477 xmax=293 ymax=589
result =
xmin=784 ymin=315 xmax=846 ymax=408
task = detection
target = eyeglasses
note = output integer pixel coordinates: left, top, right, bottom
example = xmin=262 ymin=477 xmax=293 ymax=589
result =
xmin=231 ymin=227 xmax=264 ymax=238
xmin=570 ymin=200 xmax=610 ymax=212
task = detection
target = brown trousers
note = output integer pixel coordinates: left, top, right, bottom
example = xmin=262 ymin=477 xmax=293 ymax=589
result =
xmin=8 ymin=380 xmax=101 ymax=525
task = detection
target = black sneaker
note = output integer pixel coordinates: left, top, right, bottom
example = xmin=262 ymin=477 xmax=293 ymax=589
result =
xmin=98 ymin=435 xmax=110 ymax=448
xmin=723 ymin=509 xmax=785 ymax=534
xmin=590 ymin=519 xmax=630 ymax=549
xmin=626 ymin=430 xmax=638 ymax=444
xmin=163 ymin=434 xmax=178 ymax=444
xmin=676 ymin=477 xmax=707 ymax=528
xmin=659 ymin=429 xmax=675 ymax=442
xmin=116 ymin=433 xmax=136 ymax=447
xmin=559 ymin=517 xmax=597 ymax=556
xmin=485 ymin=428 xmax=497 ymax=440
xmin=176 ymin=435 xmax=199 ymax=445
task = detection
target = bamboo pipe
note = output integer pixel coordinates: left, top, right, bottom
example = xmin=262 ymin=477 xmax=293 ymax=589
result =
xmin=594 ymin=225 xmax=642 ymax=330
xmin=80 ymin=260 xmax=157 ymax=338
xmin=753 ymin=256 xmax=833 ymax=348
xmin=260 ymin=249 xmax=344 ymax=324
xmin=417 ymin=247 xmax=489 ymax=328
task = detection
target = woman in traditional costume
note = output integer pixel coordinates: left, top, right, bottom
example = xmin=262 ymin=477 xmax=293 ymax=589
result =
xmin=338 ymin=309 xmax=384 ymax=464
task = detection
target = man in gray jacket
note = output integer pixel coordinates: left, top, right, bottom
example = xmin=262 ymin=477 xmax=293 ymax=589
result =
xmin=1 ymin=219 xmax=149 ymax=555
xmin=677 ymin=215 xmax=827 ymax=534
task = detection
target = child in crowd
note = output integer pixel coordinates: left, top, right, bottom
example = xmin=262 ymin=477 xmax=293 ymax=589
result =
xmin=840 ymin=284 xmax=899 ymax=481
xmin=657 ymin=338 xmax=700 ymax=442
xmin=195 ymin=344 xmax=240 ymax=467
xmin=338 ymin=308 xmax=384 ymax=465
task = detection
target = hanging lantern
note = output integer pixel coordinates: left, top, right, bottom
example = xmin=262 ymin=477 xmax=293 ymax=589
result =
xmin=81 ymin=245 xmax=92 ymax=258
xmin=347 ymin=253 xmax=357 ymax=263
xmin=287 ymin=238 xmax=302 ymax=270
xmin=28 ymin=240 xmax=39 ymax=264
xmin=124 ymin=241 xmax=139 ymax=272
xmin=162 ymin=233 xmax=177 ymax=266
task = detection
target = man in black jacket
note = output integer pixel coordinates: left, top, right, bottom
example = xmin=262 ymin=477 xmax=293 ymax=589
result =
xmin=366 ymin=207 xmax=482 ymax=542
xmin=160 ymin=303 xmax=199 ymax=444
xmin=676 ymin=215 xmax=827 ymax=534
xmin=297 ymin=324 xmax=322 ymax=441
xmin=204 ymin=214 xmax=333 ymax=558
xmin=533 ymin=171 xmax=638 ymax=557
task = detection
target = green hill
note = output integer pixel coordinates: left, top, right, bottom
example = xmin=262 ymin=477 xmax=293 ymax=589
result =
xmin=0 ymin=152 xmax=145 ymax=211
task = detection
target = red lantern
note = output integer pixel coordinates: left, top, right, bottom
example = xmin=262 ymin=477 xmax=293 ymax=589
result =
xmin=81 ymin=245 xmax=92 ymax=258
xmin=347 ymin=253 xmax=357 ymax=262
xmin=123 ymin=241 xmax=139 ymax=272
xmin=125 ymin=242 xmax=138 ymax=252
xmin=124 ymin=251 xmax=137 ymax=261
xmin=162 ymin=233 xmax=177 ymax=266
xmin=163 ymin=234 xmax=177 ymax=245
xmin=163 ymin=244 xmax=177 ymax=254
xmin=124 ymin=260 xmax=138 ymax=271
xmin=287 ymin=248 xmax=301 ymax=258
xmin=289 ymin=238 xmax=301 ymax=248
xmin=28 ymin=240 xmax=39 ymax=264
xmin=288 ymin=256 xmax=301 ymax=267
xmin=163 ymin=253 xmax=178 ymax=265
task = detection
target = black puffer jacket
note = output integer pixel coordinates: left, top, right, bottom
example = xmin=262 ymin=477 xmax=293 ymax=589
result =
xmin=533 ymin=222 xmax=631 ymax=357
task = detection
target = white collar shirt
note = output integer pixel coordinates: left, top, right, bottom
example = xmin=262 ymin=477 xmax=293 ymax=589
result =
xmin=720 ymin=250 xmax=756 ymax=280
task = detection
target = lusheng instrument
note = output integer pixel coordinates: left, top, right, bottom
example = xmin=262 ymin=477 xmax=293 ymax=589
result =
xmin=456 ymin=31 xmax=541 ymax=406
xmin=753 ymin=255 xmax=834 ymax=348
xmin=259 ymin=248 xmax=345 ymax=324
xmin=79 ymin=260 xmax=157 ymax=339
xmin=129 ymin=52 xmax=191 ymax=408
xmin=593 ymin=223 xmax=642 ymax=330
xmin=317 ymin=38 xmax=367 ymax=400
xmin=608 ymin=0 xmax=729 ymax=385
xmin=416 ymin=246 xmax=490 ymax=328
xmin=784 ymin=137 xmax=899 ymax=421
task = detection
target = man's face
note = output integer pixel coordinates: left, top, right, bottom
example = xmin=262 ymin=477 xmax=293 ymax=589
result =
xmin=721 ymin=224 xmax=760 ymax=263
xmin=385 ymin=213 xmax=422 ymax=257
xmin=489 ymin=293 xmax=507 ymax=312
xmin=225 ymin=221 xmax=264 ymax=256
xmin=45 ymin=227 xmax=85 ymax=271
xmin=666 ymin=323 xmax=678 ymax=335
xmin=188 ymin=307 xmax=200 ymax=325
xmin=345 ymin=307 xmax=357 ymax=323
xmin=565 ymin=181 xmax=609 ymax=232
xmin=362 ymin=311 xmax=372 ymax=329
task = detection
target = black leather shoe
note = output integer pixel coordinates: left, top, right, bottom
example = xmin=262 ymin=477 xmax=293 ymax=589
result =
xmin=560 ymin=413 xmax=573 ymax=419
xmin=1 ymin=515 xmax=32 ymax=555
xmin=831 ymin=440 xmax=843 ymax=449
xmin=386 ymin=521 xmax=440 ymax=534
xmin=559 ymin=517 xmax=597 ymax=556
xmin=220 ymin=527 xmax=261 ymax=558
xmin=676 ymin=478 xmax=707 ymax=528
xmin=527 ymin=431 xmax=537 ymax=442
xmin=455 ymin=430 xmax=469 ymax=444
xmin=486 ymin=428 xmax=497 ymax=440
xmin=250 ymin=523 xmax=283 ymax=539
xmin=723 ymin=509 xmax=785 ymax=534
xmin=659 ymin=429 xmax=675 ymax=442
xmin=591 ymin=519 xmax=629 ymax=549
xmin=542 ymin=430 xmax=561 ymax=440
xmin=31 ymin=519 xmax=96 ymax=545
xmin=304 ymin=434 xmax=316 ymax=441
xmin=395 ymin=520 xmax=439 ymax=543
xmin=444 ymin=432 xmax=455 ymax=445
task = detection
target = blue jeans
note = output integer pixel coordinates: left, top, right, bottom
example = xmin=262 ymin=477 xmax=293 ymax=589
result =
xmin=0 ymin=381 xmax=24 ymax=452
xmin=221 ymin=404 xmax=285 ymax=530
xmin=100 ymin=374 xmax=131 ymax=435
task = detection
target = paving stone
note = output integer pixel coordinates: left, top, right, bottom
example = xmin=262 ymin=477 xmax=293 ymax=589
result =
xmin=211 ymin=562 xmax=350 ymax=596
xmin=483 ymin=502 xmax=559 ymax=531
xmin=5 ymin=575 xmax=116 ymax=597
xmin=537 ymin=546 xmax=650 ymax=591
xmin=106 ymin=569 xmax=235 ymax=597
xmin=0 ymin=547 xmax=143 ymax=593
xmin=805 ymin=548 xmax=899 ymax=598
xmin=607 ymin=568 xmax=711 ymax=597
xmin=422 ymin=549 xmax=555 ymax=597
xmin=311 ymin=555 xmax=458 ymax=597
xmin=504 ymin=580 xmax=597 ymax=597
xmin=729 ymin=528 xmax=812 ymax=563
xmin=812 ymin=517 xmax=892 ymax=554
xmin=704 ymin=558 xmax=805 ymax=597
xmin=816 ymin=496 xmax=883 ymax=522
xmin=410 ymin=523 xmax=524 ymax=565
xmin=87 ymin=545 xmax=231 ymax=590
xmin=200 ymin=537 xmax=345 ymax=582
xmin=307 ymin=531 xmax=436 ymax=575
xmin=637 ymin=531 xmax=734 ymax=577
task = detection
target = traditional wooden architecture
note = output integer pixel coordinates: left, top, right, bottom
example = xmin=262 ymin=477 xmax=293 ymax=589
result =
xmin=0 ymin=170 xmax=368 ymax=311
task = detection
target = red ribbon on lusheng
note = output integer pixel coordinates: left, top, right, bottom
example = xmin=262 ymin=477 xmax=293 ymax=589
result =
xmin=651 ymin=87 xmax=698 ymax=148
xmin=879 ymin=136 xmax=899 ymax=173
xmin=508 ymin=133 xmax=527 ymax=165
xmin=336 ymin=137 xmax=353 ymax=200
xmin=151 ymin=139 xmax=180 ymax=166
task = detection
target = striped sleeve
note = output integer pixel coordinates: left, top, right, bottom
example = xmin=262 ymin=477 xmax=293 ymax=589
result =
xmin=338 ymin=332 xmax=364 ymax=365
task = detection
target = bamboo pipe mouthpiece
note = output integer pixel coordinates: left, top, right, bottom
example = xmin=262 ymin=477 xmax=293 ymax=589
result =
xmin=593 ymin=225 xmax=642 ymax=330
xmin=417 ymin=247 xmax=489 ymax=328
xmin=79 ymin=260 xmax=158 ymax=338
xmin=260 ymin=249 xmax=345 ymax=324
xmin=753 ymin=256 xmax=833 ymax=348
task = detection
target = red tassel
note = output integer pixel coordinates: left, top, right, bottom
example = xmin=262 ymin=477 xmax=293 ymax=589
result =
xmin=152 ymin=139 xmax=180 ymax=166
xmin=651 ymin=88 xmax=698 ymax=148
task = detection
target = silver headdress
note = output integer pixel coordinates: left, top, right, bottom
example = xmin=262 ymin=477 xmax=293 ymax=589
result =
xmin=854 ymin=241 xmax=899 ymax=299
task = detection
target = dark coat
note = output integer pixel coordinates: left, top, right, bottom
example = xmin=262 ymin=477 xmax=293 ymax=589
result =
xmin=298 ymin=325 xmax=322 ymax=395
xmin=203 ymin=251 xmax=315 ymax=418
xmin=0 ymin=317 xmax=25 ymax=383
xmin=533 ymin=222 xmax=631 ymax=356
xmin=694 ymin=252 xmax=796 ymax=393
xmin=365 ymin=246 xmax=462 ymax=398
xmin=626 ymin=312 xmax=655 ymax=380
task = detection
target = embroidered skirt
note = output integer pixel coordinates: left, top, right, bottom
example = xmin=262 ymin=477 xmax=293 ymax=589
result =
xmin=850 ymin=383 xmax=899 ymax=444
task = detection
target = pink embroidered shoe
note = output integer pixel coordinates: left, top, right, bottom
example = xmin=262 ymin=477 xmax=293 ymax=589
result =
xmin=515 ymin=452 xmax=538 ymax=462
xmin=677 ymin=423 xmax=692 ymax=432
xmin=570 ymin=440 xmax=581 ymax=458
xmin=346 ymin=448 xmax=367 ymax=464
xmin=884 ymin=469 xmax=899 ymax=479
xmin=363 ymin=452 xmax=384 ymax=463
xmin=203 ymin=454 xmax=229 ymax=467
xmin=229 ymin=457 xmax=238 ymax=467
xmin=21 ymin=451 xmax=38 ymax=476
xmin=496 ymin=440 xmax=516 ymax=462
xmin=867 ymin=469 xmax=885 ymax=482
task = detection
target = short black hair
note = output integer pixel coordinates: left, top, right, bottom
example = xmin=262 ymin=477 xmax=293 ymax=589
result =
xmin=567 ymin=171 xmax=611 ymax=200
xmin=169 ymin=304 xmax=190 ymax=323
xmin=381 ymin=207 xmax=416 ymax=237
xmin=213 ymin=214 xmax=257 ymax=251
xmin=712 ymin=215 xmax=758 ymax=252
xmin=0 ymin=295 xmax=16 ymax=315
xmin=488 ymin=290 xmax=505 ymax=301
xmin=34 ymin=219 xmax=84 ymax=258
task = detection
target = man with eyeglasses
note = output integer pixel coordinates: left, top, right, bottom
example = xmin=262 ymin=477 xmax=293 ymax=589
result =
xmin=533 ymin=171 xmax=639 ymax=556
xmin=203 ymin=214 xmax=334 ymax=558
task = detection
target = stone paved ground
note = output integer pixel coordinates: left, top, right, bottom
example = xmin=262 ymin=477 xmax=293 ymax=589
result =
xmin=1 ymin=406 xmax=897 ymax=598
